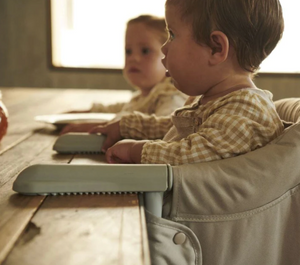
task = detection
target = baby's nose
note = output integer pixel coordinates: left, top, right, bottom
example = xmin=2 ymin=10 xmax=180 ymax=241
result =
xmin=130 ymin=52 xmax=141 ymax=62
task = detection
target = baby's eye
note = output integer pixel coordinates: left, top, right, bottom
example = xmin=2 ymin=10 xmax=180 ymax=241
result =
xmin=125 ymin=48 xmax=132 ymax=55
xmin=168 ymin=30 xmax=175 ymax=41
xmin=141 ymin=48 xmax=150 ymax=55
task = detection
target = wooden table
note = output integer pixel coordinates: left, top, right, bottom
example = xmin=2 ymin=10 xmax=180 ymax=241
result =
xmin=0 ymin=87 xmax=150 ymax=265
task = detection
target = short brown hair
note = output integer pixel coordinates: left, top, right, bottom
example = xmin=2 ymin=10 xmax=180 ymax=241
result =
xmin=166 ymin=0 xmax=284 ymax=73
xmin=127 ymin=15 xmax=167 ymax=45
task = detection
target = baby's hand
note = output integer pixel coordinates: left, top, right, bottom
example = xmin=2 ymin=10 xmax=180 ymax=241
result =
xmin=89 ymin=121 xmax=122 ymax=152
xmin=60 ymin=123 xmax=107 ymax=135
xmin=63 ymin=109 xmax=90 ymax=114
xmin=105 ymin=140 xmax=148 ymax=164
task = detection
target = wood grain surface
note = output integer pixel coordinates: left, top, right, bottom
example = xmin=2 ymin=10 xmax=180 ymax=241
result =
xmin=0 ymin=88 xmax=149 ymax=265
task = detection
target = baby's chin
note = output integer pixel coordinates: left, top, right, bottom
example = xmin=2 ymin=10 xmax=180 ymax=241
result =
xmin=129 ymin=80 xmax=156 ymax=92
xmin=125 ymin=75 xmax=148 ymax=87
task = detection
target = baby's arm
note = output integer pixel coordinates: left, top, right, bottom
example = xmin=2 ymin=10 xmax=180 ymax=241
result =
xmin=120 ymin=112 xmax=172 ymax=140
xmin=104 ymin=114 xmax=242 ymax=165
xmin=64 ymin=102 xmax=125 ymax=114
xmin=90 ymin=102 xmax=126 ymax=113
xmin=103 ymin=92 xmax=283 ymax=166
xmin=65 ymin=109 xmax=91 ymax=113
xmin=140 ymin=100 xmax=283 ymax=165
xmin=89 ymin=112 xmax=172 ymax=153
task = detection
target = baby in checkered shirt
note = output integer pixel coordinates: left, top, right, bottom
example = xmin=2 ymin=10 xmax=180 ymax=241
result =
xmin=90 ymin=0 xmax=285 ymax=166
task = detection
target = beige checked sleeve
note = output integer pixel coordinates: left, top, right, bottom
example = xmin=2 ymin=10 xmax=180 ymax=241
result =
xmin=141 ymin=94 xmax=284 ymax=165
xmin=120 ymin=112 xmax=173 ymax=140
xmin=90 ymin=102 xmax=126 ymax=113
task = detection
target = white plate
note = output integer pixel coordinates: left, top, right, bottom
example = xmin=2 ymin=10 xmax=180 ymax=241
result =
xmin=35 ymin=113 xmax=116 ymax=125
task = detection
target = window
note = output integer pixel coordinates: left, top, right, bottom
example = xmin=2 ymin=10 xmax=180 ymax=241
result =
xmin=51 ymin=0 xmax=164 ymax=69
xmin=259 ymin=0 xmax=300 ymax=73
xmin=51 ymin=0 xmax=300 ymax=73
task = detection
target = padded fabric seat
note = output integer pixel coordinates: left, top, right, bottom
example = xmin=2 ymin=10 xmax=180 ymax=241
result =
xmin=146 ymin=98 xmax=300 ymax=265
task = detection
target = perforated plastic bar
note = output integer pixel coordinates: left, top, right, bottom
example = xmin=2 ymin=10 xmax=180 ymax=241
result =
xmin=53 ymin=133 xmax=106 ymax=154
xmin=13 ymin=163 xmax=172 ymax=194
xmin=13 ymin=163 xmax=173 ymax=217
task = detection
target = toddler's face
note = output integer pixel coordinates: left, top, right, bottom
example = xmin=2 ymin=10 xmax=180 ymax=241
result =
xmin=123 ymin=23 xmax=166 ymax=94
xmin=162 ymin=5 xmax=213 ymax=96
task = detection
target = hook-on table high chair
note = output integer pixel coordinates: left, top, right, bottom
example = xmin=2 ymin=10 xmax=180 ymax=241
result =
xmin=145 ymin=97 xmax=300 ymax=265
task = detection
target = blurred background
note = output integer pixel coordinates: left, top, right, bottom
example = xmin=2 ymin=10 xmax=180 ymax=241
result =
xmin=0 ymin=0 xmax=299 ymax=100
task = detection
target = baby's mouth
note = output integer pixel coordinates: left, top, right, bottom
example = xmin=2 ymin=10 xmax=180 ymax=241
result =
xmin=129 ymin=67 xmax=140 ymax=73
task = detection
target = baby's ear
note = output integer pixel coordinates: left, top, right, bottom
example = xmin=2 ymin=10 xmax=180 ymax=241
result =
xmin=209 ymin=31 xmax=229 ymax=65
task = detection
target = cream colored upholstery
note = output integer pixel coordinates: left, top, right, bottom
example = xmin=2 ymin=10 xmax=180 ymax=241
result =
xmin=147 ymin=98 xmax=300 ymax=265
xmin=275 ymin=97 xmax=300 ymax=123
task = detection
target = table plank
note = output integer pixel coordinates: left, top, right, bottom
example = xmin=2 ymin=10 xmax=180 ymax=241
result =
xmin=0 ymin=182 xmax=44 ymax=264
xmin=3 ymin=195 xmax=147 ymax=265
xmin=0 ymin=130 xmax=72 ymax=264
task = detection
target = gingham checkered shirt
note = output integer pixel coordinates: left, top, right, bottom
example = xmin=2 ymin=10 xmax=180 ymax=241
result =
xmin=120 ymin=88 xmax=284 ymax=165
xmin=90 ymin=77 xmax=187 ymax=117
